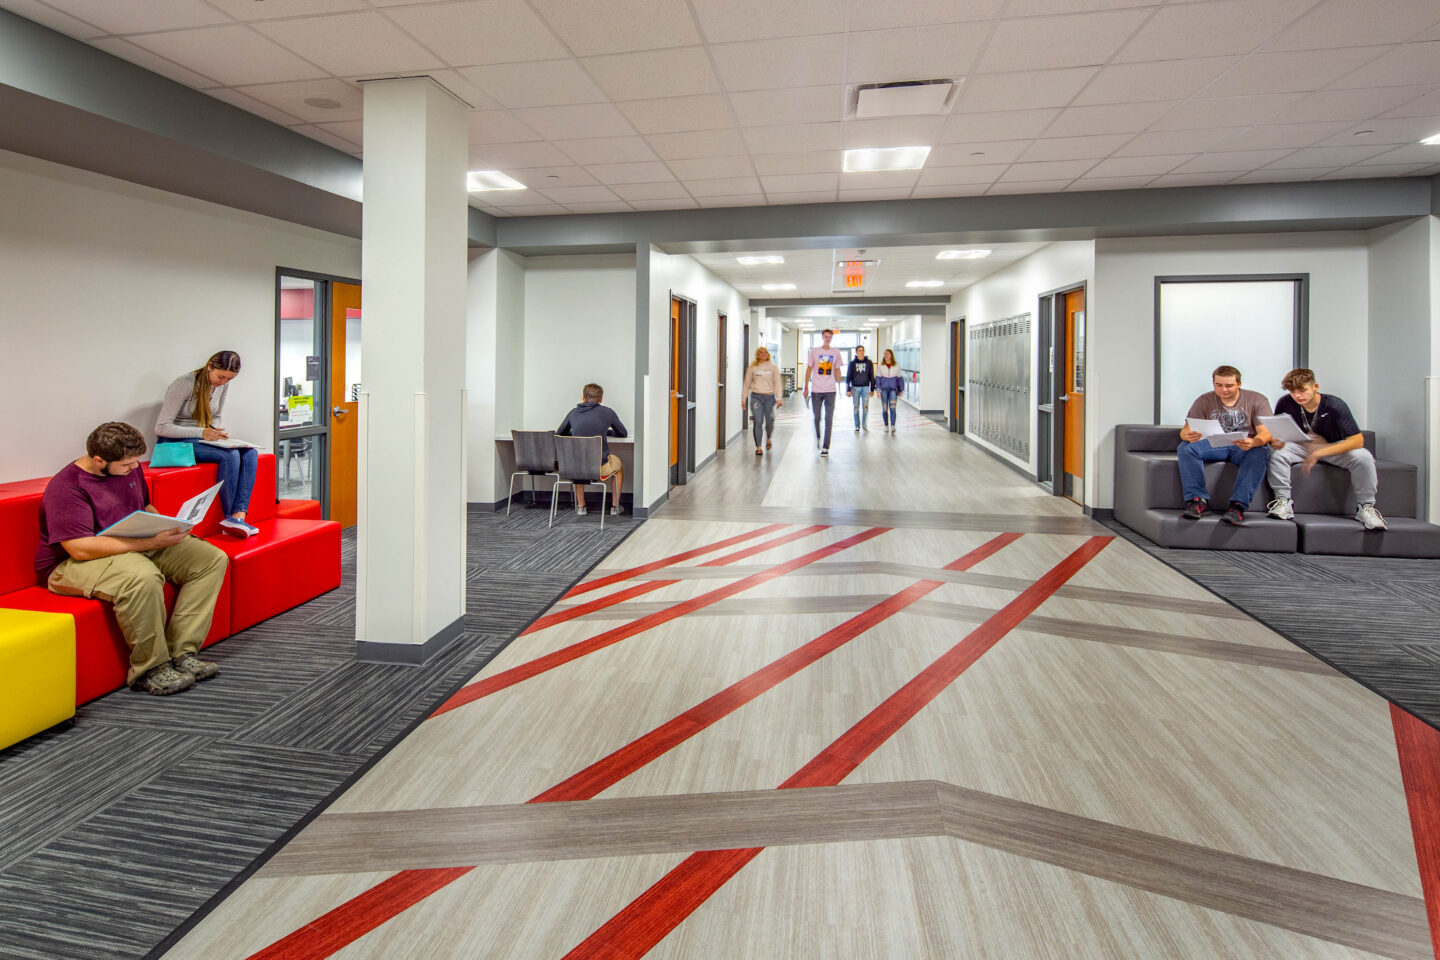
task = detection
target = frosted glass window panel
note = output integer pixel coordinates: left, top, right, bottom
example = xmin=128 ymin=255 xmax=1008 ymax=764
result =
xmin=1158 ymin=280 xmax=1297 ymax=425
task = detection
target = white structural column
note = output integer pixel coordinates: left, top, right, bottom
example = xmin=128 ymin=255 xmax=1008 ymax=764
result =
xmin=356 ymin=77 xmax=468 ymax=661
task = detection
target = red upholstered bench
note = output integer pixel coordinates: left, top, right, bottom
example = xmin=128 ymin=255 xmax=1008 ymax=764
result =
xmin=274 ymin=499 xmax=322 ymax=520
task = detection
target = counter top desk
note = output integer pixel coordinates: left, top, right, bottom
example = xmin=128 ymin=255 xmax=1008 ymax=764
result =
xmin=493 ymin=435 xmax=634 ymax=508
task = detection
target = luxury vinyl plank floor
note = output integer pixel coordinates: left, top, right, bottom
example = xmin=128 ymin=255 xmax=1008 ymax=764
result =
xmin=160 ymin=412 xmax=1439 ymax=960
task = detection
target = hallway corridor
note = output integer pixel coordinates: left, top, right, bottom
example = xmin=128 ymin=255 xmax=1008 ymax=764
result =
xmin=166 ymin=409 xmax=1438 ymax=960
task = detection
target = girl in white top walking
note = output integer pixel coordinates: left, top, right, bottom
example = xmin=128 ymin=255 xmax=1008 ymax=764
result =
xmin=740 ymin=347 xmax=783 ymax=455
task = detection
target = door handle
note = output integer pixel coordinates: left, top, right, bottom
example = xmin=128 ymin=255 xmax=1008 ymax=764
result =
xmin=332 ymin=406 xmax=347 ymax=418
xmin=1056 ymin=395 xmax=1068 ymax=402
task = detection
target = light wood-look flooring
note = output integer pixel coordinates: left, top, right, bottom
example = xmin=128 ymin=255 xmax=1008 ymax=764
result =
xmin=161 ymin=408 xmax=1440 ymax=960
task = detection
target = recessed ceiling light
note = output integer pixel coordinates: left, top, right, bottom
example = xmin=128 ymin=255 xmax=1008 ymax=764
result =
xmin=763 ymin=283 xmax=797 ymax=291
xmin=467 ymin=170 xmax=526 ymax=191
xmin=738 ymin=255 xmax=785 ymax=265
xmin=304 ymin=96 xmax=343 ymax=110
xmin=906 ymin=280 xmax=945 ymax=288
xmin=842 ymin=146 xmax=932 ymax=172
xmin=936 ymin=249 xmax=991 ymax=260
xmin=1422 ymin=133 xmax=1440 ymax=145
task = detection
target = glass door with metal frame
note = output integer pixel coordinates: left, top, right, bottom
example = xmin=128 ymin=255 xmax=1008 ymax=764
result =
xmin=275 ymin=272 xmax=329 ymax=511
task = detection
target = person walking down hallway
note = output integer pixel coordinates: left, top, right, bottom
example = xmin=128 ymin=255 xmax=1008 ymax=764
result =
xmin=847 ymin=346 xmax=874 ymax=433
xmin=741 ymin=346 xmax=782 ymax=456
xmin=155 ymin=350 xmax=258 ymax=538
xmin=804 ymin=329 xmax=842 ymax=457
xmin=877 ymin=349 xmax=903 ymax=435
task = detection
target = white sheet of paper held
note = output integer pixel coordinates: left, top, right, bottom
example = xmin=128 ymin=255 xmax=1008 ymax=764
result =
xmin=1185 ymin=418 xmax=1247 ymax=447
xmin=1258 ymin=415 xmax=1311 ymax=445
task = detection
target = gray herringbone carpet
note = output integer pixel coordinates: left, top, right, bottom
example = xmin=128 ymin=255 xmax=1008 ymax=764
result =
xmin=0 ymin=503 xmax=638 ymax=960
xmin=1105 ymin=520 xmax=1440 ymax=729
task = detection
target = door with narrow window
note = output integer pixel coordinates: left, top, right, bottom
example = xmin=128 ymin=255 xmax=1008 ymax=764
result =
xmin=1062 ymin=288 xmax=1085 ymax=503
xmin=716 ymin=312 xmax=727 ymax=450
xmin=329 ymin=282 xmax=360 ymax=528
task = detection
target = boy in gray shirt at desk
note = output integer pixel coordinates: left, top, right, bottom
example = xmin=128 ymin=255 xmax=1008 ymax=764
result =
xmin=557 ymin=383 xmax=628 ymax=516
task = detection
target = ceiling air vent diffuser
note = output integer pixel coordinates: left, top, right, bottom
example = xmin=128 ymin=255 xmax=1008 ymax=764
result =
xmin=851 ymin=79 xmax=960 ymax=119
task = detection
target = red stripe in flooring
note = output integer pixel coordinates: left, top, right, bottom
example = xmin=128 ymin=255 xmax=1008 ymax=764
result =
xmin=562 ymin=535 xmax=1114 ymax=960
xmin=521 ymin=525 xmax=829 ymax=636
xmin=1392 ymin=703 xmax=1440 ymax=960
xmin=563 ymin=524 xmax=788 ymax=599
xmin=532 ymin=532 xmax=1022 ymax=804
xmin=431 ymin=526 xmax=887 ymax=715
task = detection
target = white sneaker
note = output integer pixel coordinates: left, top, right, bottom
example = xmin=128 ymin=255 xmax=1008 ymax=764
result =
xmin=1356 ymin=502 xmax=1387 ymax=530
xmin=1266 ymin=497 xmax=1294 ymax=520
xmin=575 ymin=502 xmax=587 ymax=516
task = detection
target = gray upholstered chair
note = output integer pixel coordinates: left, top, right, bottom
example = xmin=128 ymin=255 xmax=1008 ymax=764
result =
xmin=552 ymin=434 xmax=614 ymax=529
xmin=507 ymin=430 xmax=559 ymax=517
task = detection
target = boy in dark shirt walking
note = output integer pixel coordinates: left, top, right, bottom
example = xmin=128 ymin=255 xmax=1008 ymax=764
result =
xmin=557 ymin=383 xmax=628 ymax=516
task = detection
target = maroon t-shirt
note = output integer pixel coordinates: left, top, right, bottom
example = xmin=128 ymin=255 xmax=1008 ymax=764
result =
xmin=35 ymin=462 xmax=149 ymax=582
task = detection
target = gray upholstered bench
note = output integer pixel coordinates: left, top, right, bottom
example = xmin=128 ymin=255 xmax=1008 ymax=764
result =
xmin=1113 ymin=424 xmax=1440 ymax=557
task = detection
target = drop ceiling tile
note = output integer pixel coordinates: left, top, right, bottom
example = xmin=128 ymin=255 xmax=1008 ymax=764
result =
xmin=552 ymin=136 xmax=659 ymax=164
xmin=743 ymin=122 xmax=844 ymax=153
xmin=316 ymin=120 xmax=365 ymax=145
xmin=527 ymin=0 xmax=701 ymax=56
xmin=232 ymin=78 xmax=363 ymax=123
xmin=1379 ymin=87 xmax=1440 ymax=117
xmin=514 ymin=103 xmax=636 ymax=139
xmin=255 ymin=13 xmax=443 ymax=76
xmin=711 ymin=35 xmax=847 ymax=92
xmin=1007 ymin=0 xmax=1160 ymax=13
xmin=938 ymin=108 xmax=1060 ymax=142
xmin=979 ymin=9 xmax=1152 ymax=72
xmin=1350 ymin=142 xmax=1440 ymax=164
xmin=1017 ymin=134 xmax=1133 ymax=161
xmin=667 ymin=155 xmax=756 ymax=179
xmin=505 ymin=166 xmax=598 ymax=188
xmin=618 ymin=95 xmax=734 ymax=134
xmin=204 ymin=87 xmax=306 ymax=126
xmin=1173 ymin=148 xmax=1297 ymax=172
xmin=998 ymin=159 xmax=1097 ymax=181
xmin=1114 ymin=127 xmax=1243 ymax=155
xmin=837 ymin=187 xmax=916 ymax=200
xmin=842 ymin=117 xmax=946 ymax=149
xmin=1147 ymin=172 xmax=1235 ymax=188
xmin=1230 ymin=167 xmax=1338 ymax=183
xmin=1074 ymin=56 xmax=1239 ymax=105
xmin=1319 ymin=162 xmax=1437 ymax=178
xmin=0 ymin=0 xmax=107 ymax=38
xmin=1042 ymin=101 xmax=1173 ymax=136
xmin=586 ymin=161 xmax=676 ymax=184
xmin=582 ymin=48 xmax=721 ymax=101
xmin=1264 ymin=144 xmax=1406 ymax=168
xmin=1260 ymin=0 xmax=1440 ymax=51
xmin=129 ymin=26 xmax=327 ymax=87
xmin=1420 ymin=23 xmax=1440 ymax=42
xmin=848 ymin=0 xmax=1004 ymax=31
xmin=929 ymin=141 xmax=1031 ymax=164
xmin=1215 ymin=120 xmax=1352 ymax=150
xmin=728 ymin=86 xmax=845 ymax=126
xmin=649 ymin=128 xmax=750 ymax=159
xmin=479 ymin=189 xmax=551 ymax=207
xmin=846 ymin=22 xmax=989 ymax=83
xmin=838 ymin=169 xmax=922 ymax=189
xmin=1328 ymin=41 xmax=1440 ymax=88
xmin=291 ymin=124 xmax=359 ymax=152
xmin=49 ymin=0 xmax=229 ymax=34
xmin=456 ymin=60 xmax=606 ymax=109
xmin=696 ymin=194 xmax=769 ymax=208
xmin=1150 ymin=93 xmax=1301 ymax=130
xmin=1085 ymin=154 xmax=1191 ymax=176
xmin=468 ymin=111 xmax=543 ymax=144
xmin=689 ymin=0 xmax=846 ymax=43
xmin=611 ymin=181 xmax=692 ymax=200
xmin=760 ymin=172 xmax=840 ymax=192
xmin=911 ymin=183 xmax=992 ymax=197
xmin=916 ymin=164 xmax=1009 ymax=185
xmin=1274 ymin=85 xmax=1434 ymax=124
xmin=90 ymin=37 xmax=223 ymax=89
xmin=491 ymin=203 xmax=569 ymax=215
xmin=685 ymin=176 xmax=764 ymax=197
xmin=470 ymin=140 xmax=572 ymax=168
xmin=986 ymin=179 xmax=1075 ymax=194
xmin=562 ymin=202 xmax=636 ymax=213
xmin=1319 ymin=116 xmax=1440 ymax=145
xmin=428 ymin=70 xmax=505 ymax=111
xmin=1115 ymin=0 xmax=1319 ymax=62
xmin=536 ymin=184 xmax=622 ymax=203
xmin=752 ymin=151 xmax=844 ymax=175
xmin=208 ymin=0 xmax=367 ymax=20
xmin=1066 ymin=175 xmax=1159 ymax=190
xmin=765 ymin=190 xmax=841 ymax=204
xmin=1199 ymin=48 xmax=1388 ymax=99
xmin=957 ymin=67 xmax=1099 ymax=112
xmin=384 ymin=0 xmax=567 ymax=67
xmin=628 ymin=197 xmax=700 ymax=209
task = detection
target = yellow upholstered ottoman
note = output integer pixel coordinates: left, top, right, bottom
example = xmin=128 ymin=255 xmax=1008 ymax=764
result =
xmin=0 ymin=608 xmax=76 ymax=751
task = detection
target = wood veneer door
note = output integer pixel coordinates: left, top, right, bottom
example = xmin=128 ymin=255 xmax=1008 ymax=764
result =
xmin=670 ymin=298 xmax=680 ymax=477
xmin=329 ymin=281 xmax=361 ymax=527
xmin=1062 ymin=288 xmax=1085 ymax=502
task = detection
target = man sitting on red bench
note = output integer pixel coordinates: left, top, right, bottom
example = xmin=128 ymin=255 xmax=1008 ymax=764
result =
xmin=35 ymin=422 xmax=228 ymax=696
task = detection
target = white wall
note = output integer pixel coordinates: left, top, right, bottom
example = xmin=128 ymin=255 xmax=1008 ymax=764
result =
xmin=951 ymin=241 xmax=1095 ymax=479
xmin=921 ymin=315 xmax=948 ymax=411
xmin=465 ymin=247 xmax=525 ymax=502
xmin=1092 ymin=232 xmax=1368 ymax=509
xmin=0 ymin=148 xmax=360 ymax=482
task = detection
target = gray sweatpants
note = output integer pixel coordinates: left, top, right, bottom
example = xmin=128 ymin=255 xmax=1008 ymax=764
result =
xmin=1267 ymin=441 xmax=1378 ymax=503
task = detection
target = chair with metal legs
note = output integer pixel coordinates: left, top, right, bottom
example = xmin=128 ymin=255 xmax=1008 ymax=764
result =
xmin=507 ymin=429 xmax=560 ymax=516
xmin=551 ymin=435 xmax=615 ymax=530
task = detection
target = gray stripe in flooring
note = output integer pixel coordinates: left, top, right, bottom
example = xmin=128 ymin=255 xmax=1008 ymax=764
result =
xmin=656 ymin=503 xmax=1108 ymax=536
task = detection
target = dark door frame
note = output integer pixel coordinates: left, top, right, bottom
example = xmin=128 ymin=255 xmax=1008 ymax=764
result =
xmin=669 ymin=293 xmax=698 ymax=486
xmin=717 ymin=312 xmax=728 ymax=451
xmin=1037 ymin=280 xmax=1087 ymax=499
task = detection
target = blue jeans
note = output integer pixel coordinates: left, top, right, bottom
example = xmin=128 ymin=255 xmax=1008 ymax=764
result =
xmin=181 ymin=439 xmax=258 ymax=518
xmin=850 ymin=386 xmax=871 ymax=428
xmin=879 ymin=388 xmax=899 ymax=425
xmin=1177 ymin=439 xmax=1270 ymax=507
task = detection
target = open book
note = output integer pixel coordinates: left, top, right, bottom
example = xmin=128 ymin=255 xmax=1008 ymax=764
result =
xmin=198 ymin=438 xmax=259 ymax=449
xmin=98 ymin=482 xmax=222 ymax=538
xmin=1185 ymin=418 xmax=1248 ymax=448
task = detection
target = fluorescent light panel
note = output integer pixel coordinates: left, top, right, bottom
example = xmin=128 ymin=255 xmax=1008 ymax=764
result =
xmin=467 ymin=170 xmax=526 ymax=191
xmin=763 ymin=283 xmax=797 ymax=291
xmin=936 ymin=249 xmax=991 ymax=260
xmin=842 ymin=146 xmax=931 ymax=172
xmin=738 ymin=255 xmax=785 ymax=265
xmin=906 ymin=280 xmax=945 ymax=288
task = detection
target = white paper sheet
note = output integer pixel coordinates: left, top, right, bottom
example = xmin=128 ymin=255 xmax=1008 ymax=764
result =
xmin=1258 ymin=415 xmax=1311 ymax=445
xmin=1185 ymin=419 xmax=1247 ymax=447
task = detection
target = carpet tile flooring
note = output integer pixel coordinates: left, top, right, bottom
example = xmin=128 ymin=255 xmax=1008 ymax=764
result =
xmin=0 ymin=503 xmax=637 ymax=960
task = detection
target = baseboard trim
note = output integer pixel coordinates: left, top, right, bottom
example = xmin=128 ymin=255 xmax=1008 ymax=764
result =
xmin=478 ymin=492 xmax=635 ymax=514
xmin=356 ymin=616 xmax=465 ymax=665
xmin=1085 ymin=506 xmax=1115 ymax=522
xmin=636 ymin=490 xmax=668 ymax=518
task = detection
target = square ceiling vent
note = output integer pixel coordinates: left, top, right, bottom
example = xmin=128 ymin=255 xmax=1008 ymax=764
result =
xmin=852 ymin=79 xmax=960 ymax=119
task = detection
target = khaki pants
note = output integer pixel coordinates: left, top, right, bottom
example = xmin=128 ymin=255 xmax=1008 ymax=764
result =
xmin=48 ymin=537 xmax=228 ymax=685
